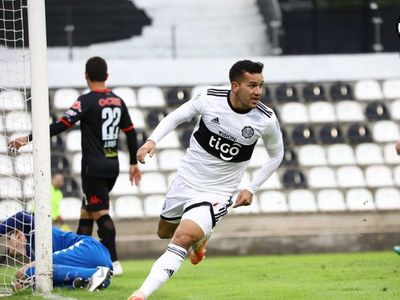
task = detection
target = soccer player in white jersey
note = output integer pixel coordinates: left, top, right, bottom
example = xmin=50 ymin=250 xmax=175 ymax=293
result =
xmin=128 ymin=60 xmax=284 ymax=300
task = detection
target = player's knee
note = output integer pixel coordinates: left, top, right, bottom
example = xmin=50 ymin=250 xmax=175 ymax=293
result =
xmin=96 ymin=214 xmax=116 ymax=238
xmin=157 ymin=228 xmax=173 ymax=239
xmin=172 ymin=228 xmax=199 ymax=248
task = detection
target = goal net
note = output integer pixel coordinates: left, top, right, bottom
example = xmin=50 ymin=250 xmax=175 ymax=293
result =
xmin=0 ymin=0 xmax=52 ymax=295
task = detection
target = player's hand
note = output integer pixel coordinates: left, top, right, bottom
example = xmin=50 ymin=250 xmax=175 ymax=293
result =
xmin=136 ymin=139 xmax=156 ymax=164
xmin=8 ymin=136 xmax=28 ymax=153
xmin=233 ymin=189 xmax=253 ymax=208
xmin=396 ymin=141 xmax=400 ymax=155
xmin=129 ymin=164 xmax=142 ymax=186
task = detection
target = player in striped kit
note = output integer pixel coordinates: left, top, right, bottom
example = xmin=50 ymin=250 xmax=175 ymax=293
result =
xmin=129 ymin=60 xmax=284 ymax=299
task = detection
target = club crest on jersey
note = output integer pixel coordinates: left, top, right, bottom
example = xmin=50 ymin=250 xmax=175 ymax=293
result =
xmin=241 ymin=126 xmax=254 ymax=139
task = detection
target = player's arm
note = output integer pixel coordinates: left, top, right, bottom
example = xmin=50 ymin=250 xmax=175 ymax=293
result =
xmin=120 ymin=103 xmax=142 ymax=185
xmin=396 ymin=140 xmax=400 ymax=155
xmin=137 ymin=96 xmax=202 ymax=163
xmin=234 ymin=116 xmax=284 ymax=208
xmin=7 ymin=99 xmax=85 ymax=151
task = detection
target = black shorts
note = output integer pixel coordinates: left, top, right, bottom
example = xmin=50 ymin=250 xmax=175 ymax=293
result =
xmin=81 ymin=176 xmax=117 ymax=212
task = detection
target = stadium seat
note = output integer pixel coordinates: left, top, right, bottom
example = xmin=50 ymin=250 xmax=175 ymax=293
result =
xmin=143 ymin=195 xmax=165 ymax=217
xmin=382 ymin=78 xmax=400 ymax=99
xmin=302 ymin=83 xmax=326 ymax=102
xmin=308 ymin=102 xmax=336 ymax=123
xmin=146 ymin=109 xmax=167 ymax=129
xmin=138 ymin=154 xmax=159 ymax=172
xmin=319 ymin=124 xmax=344 ymax=144
xmin=0 ymin=90 xmax=25 ymax=111
xmin=317 ymin=189 xmax=346 ymax=211
xmin=51 ymin=155 xmax=70 ymax=174
xmin=281 ymin=148 xmax=298 ymax=167
xmin=372 ymin=121 xmax=400 ymax=143
xmin=347 ymin=123 xmax=372 ymax=144
xmin=114 ymin=196 xmax=144 ymax=218
xmin=112 ymin=87 xmax=137 ymax=108
xmin=0 ymin=135 xmax=6 ymax=153
xmin=118 ymin=151 xmax=130 ymax=173
xmin=291 ymin=125 xmax=316 ymax=145
xmin=158 ymin=149 xmax=185 ymax=171
xmin=166 ymin=87 xmax=190 ymax=107
xmin=50 ymin=135 xmax=65 ymax=152
xmin=326 ymin=144 xmax=356 ymax=166
xmin=336 ymin=166 xmax=366 ymax=188
xmin=355 ymin=143 xmax=384 ymax=165
xmin=15 ymin=153 xmax=33 ymax=176
xmin=346 ymin=188 xmax=375 ymax=210
xmin=156 ymin=131 xmax=180 ymax=149
xmin=275 ymin=84 xmax=299 ymax=103
xmin=0 ymin=155 xmax=13 ymax=175
xmin=354 ymin=79 xmax=382 ymax=101
xmin=248 ymin=146 xmax=268 ymax=168
xmin=53 ymin=88 xmax=80 ymax=110
xmin=383 ymin=143 xmax=400 ymax=164
xmin=0 ymin=200 xmax=24 ymax=221
xmin=0 ymin=178 xmax=22 ymax=199
xmin=0 ymin=115 xmax=3 ymax=132
xmin=5 ymin=111 xmax=32 ymax=132
xmin=280 ymin=127 xmax=290 ymax=147
xmin=288 ymin=189 xmax=317 ymax=212
xmin=282 ymin=169 xmax=307 ymax=188
xmin=258 ymin=191 xmax=288 ymax=213
xmin=335 ymin=101 xmax=365 ymax=122
xmin=139 ymin=172 xmax=168 ymax=194
xmin=308 ymin=167 xmax=337 ymax=188
xmin=375 ymin=188 xmax=400 ymax=210
xmin=72 ymin=152 xmax=81 ymax=174
xmin=298 ymin=144 xmax=327 ymax=166
xmin=62 ymin=177 xmax=80 ymax=197
xmin=260 ymin=86 xmax=273 ymax=106
xmin=59 ymin=197 xmax=82 ymax=220
xmin=390 ymin=99 xmax=400 ymax=121
xmin=66 ymin=130 xmax=81 ymax=152
xmin=137 ymin=86 xmax=165 ymax=107
xmin=136 ymin=129 xmax=149 ymax=146
xmin=365 ymin=102 xmax=390 ymax=121
xmin=255 ymin=171 xmax=281 ymax=190
xmin=280 ymin=103 xmax=308 ymax=124
xmin=393 ymin=166 xmax=400 ymax=186
xmin=364 ymin=165 xmax=393 ymax=187
xmin=330 ymin=82 xmax=352 ymax=101
xmin=110 ymin=173 xmax=140 ymax=196
xmin=128 ymin=108 xmax=146 ymax=130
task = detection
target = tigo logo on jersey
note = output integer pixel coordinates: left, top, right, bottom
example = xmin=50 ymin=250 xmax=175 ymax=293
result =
xmin=209 ymin=135 xmax=241 ymax=161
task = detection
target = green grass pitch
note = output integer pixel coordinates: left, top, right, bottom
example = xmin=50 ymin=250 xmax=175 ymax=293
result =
xmin=7 ymin=251 xmax=400 ymax=299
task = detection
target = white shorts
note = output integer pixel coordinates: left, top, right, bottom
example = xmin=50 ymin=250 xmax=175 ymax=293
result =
xmin=160 ymin=175 xmax=233 ymax=235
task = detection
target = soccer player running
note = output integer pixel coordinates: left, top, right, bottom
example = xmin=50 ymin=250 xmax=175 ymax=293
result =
xmin=128 ymin=60 xmax=284 ymax=299
xmin=1 ymin=211 xmax=113 ymax=291
xmin=8 ymin=56 xmax=142 ymax=275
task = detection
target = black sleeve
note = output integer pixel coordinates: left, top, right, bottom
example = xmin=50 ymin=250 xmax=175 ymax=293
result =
xmin=28 ymin=118 xmax=71 ymax=142
xmin=125 ymin=128 xmax=139 ymax=165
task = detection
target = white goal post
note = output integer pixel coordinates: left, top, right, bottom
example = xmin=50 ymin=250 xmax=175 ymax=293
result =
xmin=0 ymin=0 xmax=52 ymax=295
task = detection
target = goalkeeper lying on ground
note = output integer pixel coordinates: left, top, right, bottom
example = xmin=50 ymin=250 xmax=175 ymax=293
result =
xmin=0 ymin=211 xmax=112 ymax=291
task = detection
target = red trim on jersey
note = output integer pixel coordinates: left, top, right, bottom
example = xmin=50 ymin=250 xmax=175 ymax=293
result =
xmin=60 ymin=117 xmax=72 ymax=128
xmin=121 ymin=125 xmax=135 ymax=132
xmin=92 ymin=88 xmax=111 ymax=93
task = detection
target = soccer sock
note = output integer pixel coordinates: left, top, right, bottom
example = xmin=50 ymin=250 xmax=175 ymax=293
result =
xmin=96 ymin=214 xmax=118 ymax=262
xmin=139 ymin=243 xmax=187 ymax=298
xmin=76 ymin=218 xmax=94 ymax=236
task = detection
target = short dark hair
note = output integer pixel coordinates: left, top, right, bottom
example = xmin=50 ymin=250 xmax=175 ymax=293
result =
xmin=229 ymin=60 xmax=264 ymax=83
xmin=85 ymin=56 xmax=108 ymax=82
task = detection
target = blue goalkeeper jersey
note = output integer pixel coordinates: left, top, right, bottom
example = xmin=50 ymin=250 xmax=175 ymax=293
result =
xmin=0 ymin=211 xmax=87 ymax=259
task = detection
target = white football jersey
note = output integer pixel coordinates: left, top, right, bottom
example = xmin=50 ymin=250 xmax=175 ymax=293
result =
xmin=149 ymin=88 xmax=284 ymax=197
